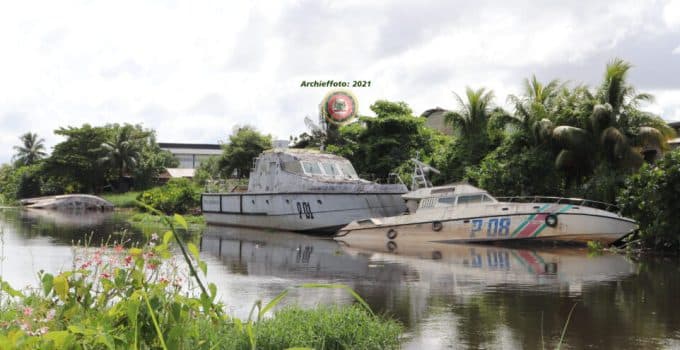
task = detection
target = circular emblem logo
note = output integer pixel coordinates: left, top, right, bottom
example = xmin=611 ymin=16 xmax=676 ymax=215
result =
xmin=321 ymin=90 xmax=358 ymax=125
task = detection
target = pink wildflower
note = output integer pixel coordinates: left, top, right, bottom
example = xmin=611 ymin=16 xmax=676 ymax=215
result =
xmin=146 ymin=263 xmax=157 ymax=270
xmin=22 ymin=307 xmax=33 ymax=317
xmin=124 ymin=255 xmax=133 ymax=265
xmin=114 ymin=244 xmax=124 ymax=253
xmin=44 ymin=309 xmax=56 ymax=322
xmin=101 ymin=272 xmax=111 ymax=279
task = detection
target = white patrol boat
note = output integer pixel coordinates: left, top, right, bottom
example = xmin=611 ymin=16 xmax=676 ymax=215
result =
xmin=201 ymin=148 xmax=408 ymax=233
xmin=336 ymin=182 xmax=637 ymax=246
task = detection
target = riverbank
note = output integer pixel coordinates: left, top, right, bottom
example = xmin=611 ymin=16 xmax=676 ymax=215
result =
xmin=101 ymin=191 xmax=142 ymax=208
xmin=0 ymin=224 xmax=402 ymax=349
xmin=102 ymin=190 xmax=206 ymax=231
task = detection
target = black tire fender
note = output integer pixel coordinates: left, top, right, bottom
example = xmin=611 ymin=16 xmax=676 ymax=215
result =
xmin=432 ymin=221 xmax=443 ymax=232
xmin=387 ymin=229 xmax=398 ymax=240
xmin=545 ymin=214 xmax=558 ymax=228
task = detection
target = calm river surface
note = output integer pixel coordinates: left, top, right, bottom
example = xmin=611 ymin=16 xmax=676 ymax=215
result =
xmin=1 ymin=208 xmax=679 ymax=349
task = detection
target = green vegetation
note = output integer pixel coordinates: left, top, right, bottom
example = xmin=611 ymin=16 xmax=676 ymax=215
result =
xmin=0 ymin=215 xmax=401 ymax=349
xmin=0 ymin=123 xmax=177 ymax=203
xmin=218 ymin=126 xmax=272 ymax=178
xmin=128 ymin=212 xmax=205 ymax=230
xmin=137 ymin=178 xmax=201 ymax=215
xmin=12 ymin=132 xmax=47 ymax=166
xmin=326 ymin=100 xmax=449 ymax=181
xmin=618 ymin=148 xmax=680 ymax=250
xmin=101 ymin=191 xmax=143 ymax=208
xmin=253 ymin=305 xmax=401 ymax=349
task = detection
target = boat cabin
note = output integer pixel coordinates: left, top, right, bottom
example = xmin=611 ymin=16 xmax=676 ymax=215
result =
xmin=247 ymin=149 xmax=374 ymax=193
xmin=402 ymin=183 xmax=497 ymax=213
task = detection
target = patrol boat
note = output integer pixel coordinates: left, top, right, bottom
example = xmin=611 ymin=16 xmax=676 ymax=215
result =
xmin=201 ymin=148 xmax=408 ymax=233
xmin=336 ymin=183 xmax=637 ymax=245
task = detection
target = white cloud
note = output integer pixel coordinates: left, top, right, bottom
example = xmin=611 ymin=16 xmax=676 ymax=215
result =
xmin=643 ymin=89 xmax=680 ymax=121
xmin=0 ymin=0 xmax=677 ymax=164
xmin=663 ymin=0 xmax=680 ymax=29
xmin=673 ymin=45 xmax=680 ymax=54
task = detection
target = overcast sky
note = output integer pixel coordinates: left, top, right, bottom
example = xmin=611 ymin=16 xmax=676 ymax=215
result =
xmin=1 ymin=0 xmax=679 ymax=163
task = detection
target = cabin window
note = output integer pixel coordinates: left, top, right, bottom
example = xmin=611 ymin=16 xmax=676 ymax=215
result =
xmin=457 ymin=195 xmax=484 ymax=205
xmin=437 ymin=197 xmax=456 ymax=204
xmin=321 ymin=162 xmax=341 ymax=176
xmin=338 ymin=162 xmax=358 ymax=179
xmin=301 ymin=161 xmax=323 ymax=175
xmin=282 ymin=161 xmax=303 ymax=174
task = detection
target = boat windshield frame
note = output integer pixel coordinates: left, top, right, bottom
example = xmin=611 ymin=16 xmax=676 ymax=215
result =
xmin=419 ymin=192 xmax=497 ymax=209
xmin=496 ymin=196 xmax=619 ymax=212
xmin=282 ymin=159 xmax=360 ymax=180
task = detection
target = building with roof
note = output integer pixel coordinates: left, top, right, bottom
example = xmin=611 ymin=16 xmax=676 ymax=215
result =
xmin=158 ymin=142 xmax=222 ymax=179
xmin=421 ymin=107 xmax=454 ymax=135
xmin=667 ymin=121 xmax=680 ymax=149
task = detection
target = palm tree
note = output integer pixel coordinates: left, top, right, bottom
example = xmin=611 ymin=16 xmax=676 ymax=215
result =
xmin=13 ymin=132 xmax=46 ymax=166
xmin=552 ymin=58 xmax=675 ymax=185
xmin=444 ymin=87 xmax=497 ymax=142
xmin=506 ymin=75 xmax=564 ymax=145
xmin=99 ymin=125 xmax=144 ymax=183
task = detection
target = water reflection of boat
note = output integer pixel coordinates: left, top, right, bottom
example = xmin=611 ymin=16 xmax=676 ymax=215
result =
xmin=338 ymin=183 xmax=637 ymax=245
xmin=200 ymin=225 xmax=397 ymax=280
xmin=20 ymin=208 xmax=113 ymax=227
xmin=201 ymin=225 xmax=635 ymax=288
xmin=337 ymin=240 xmax=636 ymax=285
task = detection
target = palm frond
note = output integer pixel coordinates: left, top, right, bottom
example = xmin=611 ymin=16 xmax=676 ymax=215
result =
xmin=555 ymin=149 xmax=580 ymax=171
xmin=552 ymin=126 xmax=591 ymax=153
xmin=534 ymin=119 xmax=555 ymax=144
xmin=635 ymin=126 xmax=669 ymax=151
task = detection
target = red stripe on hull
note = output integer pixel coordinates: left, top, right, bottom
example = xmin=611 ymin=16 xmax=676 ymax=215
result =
xmin=516 ymin=213 xmax=548 ymax=238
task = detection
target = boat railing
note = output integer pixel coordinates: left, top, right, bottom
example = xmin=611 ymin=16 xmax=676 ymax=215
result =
xmin=495 ymin=196 xmax=619 ymax=212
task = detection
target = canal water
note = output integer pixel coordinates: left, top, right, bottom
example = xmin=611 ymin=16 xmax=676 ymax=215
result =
xmin=1 ymin=208 xmax=679 ymax=349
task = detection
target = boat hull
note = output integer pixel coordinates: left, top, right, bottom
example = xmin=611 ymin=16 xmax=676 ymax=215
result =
xmin=202 ymin=192 xmax=407 ymax=234
xmin=336 ymin=205 xmax=637 ymax=245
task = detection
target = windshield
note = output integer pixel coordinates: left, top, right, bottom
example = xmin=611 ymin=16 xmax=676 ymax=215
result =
xmin=283 ymin=159 xmax=360 ymax=180
xmin=301 ymin=161 xmax=323 ymax=175
xmin=338 ymin=162 xmax=358 ymax=179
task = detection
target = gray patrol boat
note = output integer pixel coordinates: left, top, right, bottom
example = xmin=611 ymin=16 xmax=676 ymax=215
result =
xmin=201 ymin=148 xmax=407 ymax=233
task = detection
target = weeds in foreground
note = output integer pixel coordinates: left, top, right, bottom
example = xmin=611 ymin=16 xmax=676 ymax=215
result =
xmin=0 ymin=209 xmax=402 ymax=349
xmin=542 ymin=302 xmax=578 ymax=350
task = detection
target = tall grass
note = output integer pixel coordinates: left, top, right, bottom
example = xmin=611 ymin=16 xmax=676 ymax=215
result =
xmin=101 ymin=191 xmax=143 ymax=208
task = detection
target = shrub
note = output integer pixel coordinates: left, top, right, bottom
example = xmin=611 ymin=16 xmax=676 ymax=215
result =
xmin=137 ymin=178 xmax=200 ymax=214
xmin=618 ymin=149 xmax=680 ymax=250
xmin=254 ymin=305 xmax=401 ymax=349
xmin=466 ymin=134 xmax=562 ymax=196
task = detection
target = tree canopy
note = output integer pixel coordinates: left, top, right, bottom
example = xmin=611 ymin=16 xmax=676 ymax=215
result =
xmin=326 ymin=100 xmax=449 ymax=181
xmin=218 ymin=126 xmax=272 ymax=178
